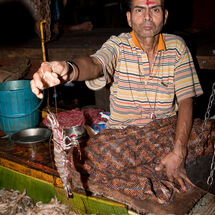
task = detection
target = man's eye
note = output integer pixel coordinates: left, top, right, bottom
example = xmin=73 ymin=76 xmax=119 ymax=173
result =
xmin=152 ymin=8 xmax=161 ymax=13
xmin=135 ymin=8 xmax=142 ymax=13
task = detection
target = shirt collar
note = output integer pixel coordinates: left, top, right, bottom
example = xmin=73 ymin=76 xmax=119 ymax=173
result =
xmin=130 ymin=30 xmax=166 ymax=51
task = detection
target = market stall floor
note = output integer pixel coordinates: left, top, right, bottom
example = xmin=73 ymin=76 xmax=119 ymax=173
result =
xmin=0 ymin=124 xmax=215 ymax=215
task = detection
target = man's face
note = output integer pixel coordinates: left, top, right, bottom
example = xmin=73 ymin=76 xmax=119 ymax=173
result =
xmin=127 ymin=0 xmax=168 ymax=39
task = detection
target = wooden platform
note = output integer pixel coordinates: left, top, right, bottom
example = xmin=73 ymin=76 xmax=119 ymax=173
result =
xmin=189 ymin=193 xmax=215 ymax=215
xmin=0 ymin=135 xmax=129 ymax=214
xmin=0 ymin=121 xmax=212 ymax=215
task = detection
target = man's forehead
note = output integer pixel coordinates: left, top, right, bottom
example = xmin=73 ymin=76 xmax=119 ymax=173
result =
xmin=132 ymin=0 xmax=161 ymax=7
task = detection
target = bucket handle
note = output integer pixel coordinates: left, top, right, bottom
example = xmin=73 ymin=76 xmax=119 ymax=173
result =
xmin=0 ymin=98 xmax=43 ymax=118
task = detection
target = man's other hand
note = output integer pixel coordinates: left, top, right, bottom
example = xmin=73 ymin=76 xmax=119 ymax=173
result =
xmin=30 ymin=61 xmax=69 ymax=99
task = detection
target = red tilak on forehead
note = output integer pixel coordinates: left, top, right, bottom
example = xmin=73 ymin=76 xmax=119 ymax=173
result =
xmin=146 ymin=0 xmax=155 ymax=6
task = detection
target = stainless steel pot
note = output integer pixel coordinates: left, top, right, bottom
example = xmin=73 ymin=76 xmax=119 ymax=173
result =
xmin=65 ymin=126 xmax=88 ymax=143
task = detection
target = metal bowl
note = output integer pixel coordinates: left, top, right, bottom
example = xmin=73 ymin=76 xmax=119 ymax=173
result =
xmin=65 ymin=126 xmax=88 ymax=142
xmin=11 ymin=128 xmax=52 ymax=146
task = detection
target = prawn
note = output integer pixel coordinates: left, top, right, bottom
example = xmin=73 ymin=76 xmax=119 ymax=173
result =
xmin=47 ymin=112 xmax=78 ymax=198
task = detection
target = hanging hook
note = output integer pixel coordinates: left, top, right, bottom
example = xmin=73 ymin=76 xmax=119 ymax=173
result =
xmin=40 ymin=20 xmax=47 ymax=62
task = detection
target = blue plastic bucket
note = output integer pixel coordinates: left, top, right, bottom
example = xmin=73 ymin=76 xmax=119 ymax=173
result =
xmin=0 ymin=80 xmax=42 ymax=136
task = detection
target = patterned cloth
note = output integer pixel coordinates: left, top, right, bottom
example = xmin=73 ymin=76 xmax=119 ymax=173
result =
xmin=67 ymin=117 xmax=215 ymax=208
xmin=86 ymin=31 xmax=203 ymax=128
xmin=43 ymin=108 xmax=108 ymax=128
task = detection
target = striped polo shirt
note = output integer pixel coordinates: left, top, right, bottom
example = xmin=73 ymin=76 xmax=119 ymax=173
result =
xmin=86 ymin=31 xmax=203 ymax=128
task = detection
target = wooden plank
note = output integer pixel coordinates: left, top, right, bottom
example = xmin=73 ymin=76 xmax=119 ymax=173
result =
xmin=189 ymin=193 xmax=215 ymax=215
xmin=128 ymin=187 xmax=206 ymax=215
xmin=0 ymin=47 xmax=95 ymax=61
xmin=196 ymin=56 xmax=215 ymax=70
xmin=1 ymin=48 xmax=215 ymax=70
xmin=0 ymin=157 xmax=63 ymax=188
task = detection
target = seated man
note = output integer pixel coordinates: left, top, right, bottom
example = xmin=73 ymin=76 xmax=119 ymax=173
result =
xmin=51 ymin=0 xmax=93 ymax=38
xmin=31 ymin=0 xmax=213 ymax=208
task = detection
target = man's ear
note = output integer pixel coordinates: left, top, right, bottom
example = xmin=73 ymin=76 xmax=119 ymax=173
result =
xmin=164 ymin=9 xmax=168 ymax=25
xmin=126 ymin=11 xmax=132 ymax=27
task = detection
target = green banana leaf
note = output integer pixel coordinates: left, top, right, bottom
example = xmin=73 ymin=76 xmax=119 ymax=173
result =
xmin=0 ymin=165 xmax=128 ymax=215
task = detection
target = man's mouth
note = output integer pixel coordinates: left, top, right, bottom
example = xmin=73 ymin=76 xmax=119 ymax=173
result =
xmin=142 ymin=25 xmax=153 ymax=30
xmin=142 ymin=21 xmax=154 ymax=30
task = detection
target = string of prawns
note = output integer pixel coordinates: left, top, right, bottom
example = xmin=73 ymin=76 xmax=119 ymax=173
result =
xmin=47 ymin=112 xmax=76 ymax=198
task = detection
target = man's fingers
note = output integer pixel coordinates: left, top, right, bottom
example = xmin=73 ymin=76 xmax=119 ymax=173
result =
xmin=34 ymin=67 xmax=60 ymax=88
xmin=40 ymin=62 xmax=62 ymax=85
xmin=49 ymin=61 xmax=68 ymax=78
xmin=155 ymin=163 xmax=164 ymax=171
xmin=50 ymin=61 xmax=64 ymax=74
xmin=181 ymin=173 xmax=195 ymax=187
xmin=176 ymin=177 xmax=187 ymax=191
xmin=33 ymin=72 xmax=44 ymax=90
xmin=30 ymin=80 xmax=43 ymax=99
xmin=30 ymin=61 xmax=67 ymax=99
xmin=42 ymin=71 xmax=61 ymax=87
xmin=35 ymin=91 xmax=43 ymax=99
xmin=175 ymin=171 xmax=194 ymax=191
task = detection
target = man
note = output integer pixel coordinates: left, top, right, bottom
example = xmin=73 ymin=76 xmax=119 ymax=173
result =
xmin=31 ymin=0 xmax=203 ymax=192
xmin=51 ymin=0 xmax=93 ymax=39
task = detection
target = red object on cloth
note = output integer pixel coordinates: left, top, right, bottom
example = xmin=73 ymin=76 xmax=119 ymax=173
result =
xmin=43 ymin=108 xmax=108 ymax=129
xmin=83 ymin=108 xmax=108 ymax=125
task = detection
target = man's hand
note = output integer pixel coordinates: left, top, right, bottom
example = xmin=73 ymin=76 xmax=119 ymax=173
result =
xmin=30 ymin=61 xmax=69 ymax=99
xmin=156 ymin=97 xmax=194 ymax=191
xmin=155 ymin=149 xmax=194 ymax=191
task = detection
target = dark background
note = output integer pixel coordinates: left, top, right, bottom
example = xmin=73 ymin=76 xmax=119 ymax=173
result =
xmin=0 ymin=0 xmax=214 ymax=117
xmin=0 ymin=0 xmax=215 ymax=41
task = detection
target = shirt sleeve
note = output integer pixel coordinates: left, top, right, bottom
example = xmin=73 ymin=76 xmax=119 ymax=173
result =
xmin=85 ymin=35 xmax=120 ymax=90
xmin=174 ymin=43 xmax=203 ymax=103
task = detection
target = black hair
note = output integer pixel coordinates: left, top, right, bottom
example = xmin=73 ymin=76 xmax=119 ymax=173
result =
xmin=126 ymin=0 xmax=132 ymax=11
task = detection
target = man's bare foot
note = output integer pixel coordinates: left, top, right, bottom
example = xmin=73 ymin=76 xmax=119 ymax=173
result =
xmin=64 ymin=21 xmax=93 ymax=32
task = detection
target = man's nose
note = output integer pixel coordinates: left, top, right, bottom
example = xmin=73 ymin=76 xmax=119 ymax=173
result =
xmin=144 ymin=8 xmax=152 ymax=20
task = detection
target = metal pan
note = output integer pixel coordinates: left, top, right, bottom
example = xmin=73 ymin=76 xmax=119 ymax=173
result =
xmin=186 ymin=155 xmax=215 ymax=195
xmin=65 ymin=126 xmax=88 ymax=143
xmin=11 ymin=128 xmax=52 ymax=146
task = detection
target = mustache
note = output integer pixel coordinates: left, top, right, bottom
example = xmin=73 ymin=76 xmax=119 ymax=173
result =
xmin=142 ymin=21 xmax=155 ymax=26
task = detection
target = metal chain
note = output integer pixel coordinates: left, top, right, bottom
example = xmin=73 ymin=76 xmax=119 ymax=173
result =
xmin=202 ymin=83 xmax=215 ymax=186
